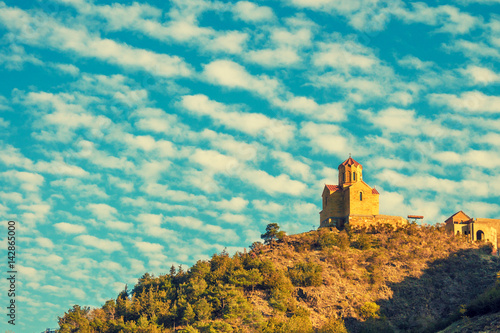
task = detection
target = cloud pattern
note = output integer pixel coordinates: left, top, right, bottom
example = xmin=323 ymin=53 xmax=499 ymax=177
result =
xmin=0 ymin=0 xmax=499 ymax=330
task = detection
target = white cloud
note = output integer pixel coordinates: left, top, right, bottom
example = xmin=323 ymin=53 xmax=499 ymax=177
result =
xmin=35 ymin=237 xmax=54 ymax=249
xmin=136 ymin=213 xmax=163 ymax=226
xmin=137 ymin=160 xmax=171 ymax=181
xmin=203 ymin=60 xmax=281 ymax=99
xmin=377 ymin=169 xmax=459 ymax=194
xmin=434 ymin=150 xmax=500 ymax=168
xmin=75 ymin=235 xmax=123 ymax=252
xmin=299 ymin=122 xmax=350 ymax=156
xmin=464 ymin=201 xmax=500 ymax=218
xmin=394 ymin=4 xmax=480 ymax=34
xmin=246 ymin=48 xmax=300 ymax=67
xmin=294 ymin=201 xmax=319 ymax=216
xmin=203 ymin=131 xmax=260 ymax=162
xmin=220 ymin=213 xmax=247 ymax=224
xmin=135 ymin=241 xmax=164 ymax=253
xmin=105 ymin=220 xmax=133 ymax=232
xmin=0 ymin=43 xmax=43 ymax=69
xmin=51 ymin=63 xmax=80 ymax=76
xmin=232 ymin=1 xmax=275 ymax=22
xmin=252 ymin=199 xmax=284 ymax=214
xmin=207 ymin=31 xmax=248 ymax=54
xmin=429 ymin=91 xmax=500 ymax=113
xmin=0 ymin=4 xmax=192 ymax=77
xmin=2 ymin=170 xmax=44 ymax=192
xmin=448 ymin=40 xmax=500 ymax=59
xmin=0 ymin=144 xmax=33 ymax=169
xmin=165 ymin=216 xmax=239 ymax=240
xmin=274 ymin=97 xmax=346 ymax=122
xmin=108 ymin=175 xmax=134 ymax=192
xmin=240 ymin=169 xmax=307 ymax=195
xmin=190 ymin=148 xmax=240 ymax=174
xmin=51 ymin=178 xmax=108 ymax=199
xmin=272 ymin=151 xmax=312 ymax=181
xmin=18 ymin=265 xmax=45 ymax=282
xmin=313 ymin=42 xmax=377 ymax=71
xmin=398 ymin=55 xmax=434 ymax=70
xmin=462 ymin=65 xmax=500 ymax=84
xmin=77 ymin=140 xmax=135 ymax=171
xmin=87 ymin=203 xmax=117 ymax=220
xmin=35 ymin=160 xmax=88 ymax=177
xmin=54 ymin=222 xmax=87 ymax=234
xmin=364 ymin=107 xmax=461 ymax=138
xmin=142 ymin=183 xmax=207 ymax=203
xmin=214 ymin=197 xmax=249 ymax=212
xmin=133 ymin=108 xmax=191 ymax=138
xmin=180 ymin=94 xmax=295 ymax=143
xmin=18 ymin=203 xmax=51 ymax=217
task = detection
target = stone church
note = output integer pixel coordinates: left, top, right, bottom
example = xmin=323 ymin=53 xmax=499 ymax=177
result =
xmin=320 ymin=156 xmax=406 ymax=229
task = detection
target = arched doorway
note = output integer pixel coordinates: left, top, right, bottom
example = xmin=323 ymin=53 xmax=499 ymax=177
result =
xmin=476 ymin=230 xmax=484 ymax=241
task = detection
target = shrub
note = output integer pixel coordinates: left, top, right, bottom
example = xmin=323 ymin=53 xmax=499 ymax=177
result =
xmin=196 ymin=320 xmax=233 ymax=333
xmin=327 ymin=251 xmax=349 ymax=272
xmin=359 ymin=302 xmax=380 ymax=319
xmin=178 ymin=326 xmax=200 ymax=333
xmin=283 ymin=315 xmax=314 ymax=333
xmin=352 ymin=233 xmax=372 ymax=250
xmin=318 ymin=229 xmax=338 ymax=249
xmin=359 ymin=318 xmax=394 ymax=333
xmin=337 ymin=231 xmax=350 ymax=250
xmin=288 ymin=262 xmax=323 ymax=287
xmin=317 ymin=317 xmax=348 ymax=333
xmin=465 ymin=282 xmax=500 ymax=317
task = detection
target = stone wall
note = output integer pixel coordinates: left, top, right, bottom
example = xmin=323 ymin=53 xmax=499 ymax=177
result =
xmin=346 ymin=182 xmax=379 ymax=216
xmin=320 ymin=190 xmax=345 ymax=224
xmin=320 ymin=214 xmax=408 ymax=230
xmin=473 ymin=219 xmax=500 ymax=251
xmin=348 ymin=214 xmax=407 ymax=228
xmin=445 ymin=218 xmax=500 ymax=252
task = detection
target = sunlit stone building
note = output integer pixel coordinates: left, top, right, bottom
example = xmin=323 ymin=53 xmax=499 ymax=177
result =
xmin=320 ymin=156 xmax=407 ymax=229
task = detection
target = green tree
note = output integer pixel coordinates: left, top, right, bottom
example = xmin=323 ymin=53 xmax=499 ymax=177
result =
xmin=58 ymin=305 xmax=91 ymax=333
xmin=261 ymin=223 xmax=286 ymax=244
xmin=183 ymin=303 xmax=196 ymax=325
xmin=194 ymin=298 xmax=213 ymax=321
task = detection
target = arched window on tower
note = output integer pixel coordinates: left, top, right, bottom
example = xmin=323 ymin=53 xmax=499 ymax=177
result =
xmin=360 ymin=192 xmax=363 ymax=201
xmin=353 ymin=172 xmax=356 ymax=181
xmin=348 ymin=171 xmax=351 ymax=182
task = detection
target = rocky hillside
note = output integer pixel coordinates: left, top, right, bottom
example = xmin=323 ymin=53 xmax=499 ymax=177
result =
xmin=57 ymin=223 xmax=500 ymax=333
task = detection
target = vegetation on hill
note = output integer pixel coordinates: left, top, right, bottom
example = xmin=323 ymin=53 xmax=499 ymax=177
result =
xmin=57 ymin=223 xmax=500 ymax=333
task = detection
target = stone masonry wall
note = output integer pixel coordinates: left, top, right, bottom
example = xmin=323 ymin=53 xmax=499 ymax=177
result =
xmin=346 ymin=182 xmax=379 ymax=216
xmin=348 ymin=214 xmax=407 ymax=228
xmin=320 ymin=190 xmax=345 ymax=224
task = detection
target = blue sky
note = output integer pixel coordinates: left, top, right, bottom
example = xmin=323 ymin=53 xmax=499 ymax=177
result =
xmin=0 ymin=0 xmax=499 ymax=331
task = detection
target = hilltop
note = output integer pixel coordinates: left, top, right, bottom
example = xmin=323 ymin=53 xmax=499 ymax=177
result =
xmin=57 ymin=223 xmax=500 ymax=333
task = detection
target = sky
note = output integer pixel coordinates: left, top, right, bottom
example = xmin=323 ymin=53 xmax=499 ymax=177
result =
xmin=0 ymin=0 xmax=499 ymax=331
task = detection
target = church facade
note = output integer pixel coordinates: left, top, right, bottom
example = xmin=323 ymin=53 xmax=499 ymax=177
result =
xmin=320 ymin=156 xmax=407 ymax=229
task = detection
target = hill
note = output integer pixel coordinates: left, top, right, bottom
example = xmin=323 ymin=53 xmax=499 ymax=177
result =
xmin=57 ymin=223 xmax=500 ymax=333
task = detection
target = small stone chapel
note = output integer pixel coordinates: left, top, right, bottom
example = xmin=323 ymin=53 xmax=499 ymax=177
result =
xmin=320 ymin=156 xmax=406 ymax=229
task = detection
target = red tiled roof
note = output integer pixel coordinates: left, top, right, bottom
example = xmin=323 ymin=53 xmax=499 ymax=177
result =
xmin=339 ymin=157 xmax=361 ymax=167
xmin=325 ymin=184 xmax=340 ymax=192
xmin=372 ymin=188 xmax=379 ymax=194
